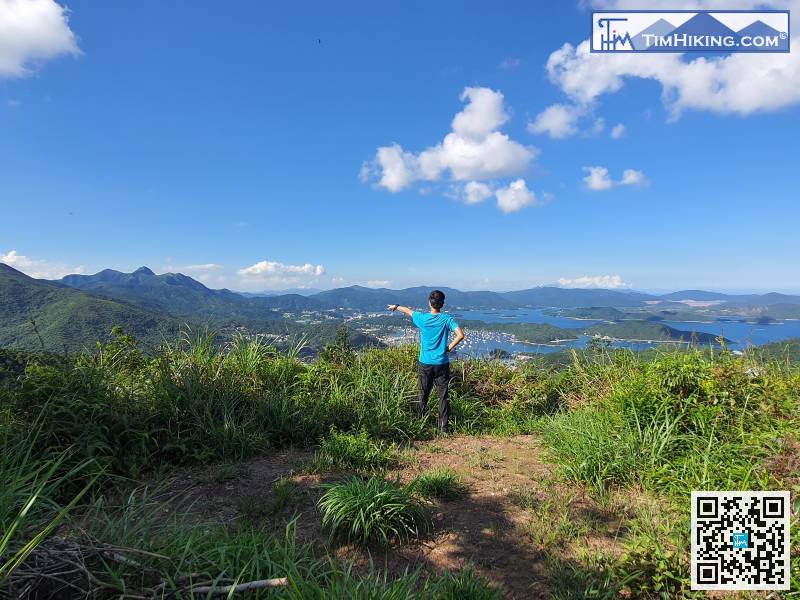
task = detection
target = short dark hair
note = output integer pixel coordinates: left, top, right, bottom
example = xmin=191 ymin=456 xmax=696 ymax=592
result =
xmin=429 ymin=290 xmax=445 ymax=310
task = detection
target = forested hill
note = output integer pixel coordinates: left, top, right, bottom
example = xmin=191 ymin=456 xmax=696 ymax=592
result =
xmin=2 ymin=265 xmax=383 ymax=353
xmin=0 ymin=264 xmax=179 ymax=351
xmin=57 ymin=266 xmax=325 ymax=322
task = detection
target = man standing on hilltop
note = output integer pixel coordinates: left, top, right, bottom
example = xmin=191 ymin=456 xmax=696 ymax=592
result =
xmin=387 ymin=290 xmax=465 ymax=433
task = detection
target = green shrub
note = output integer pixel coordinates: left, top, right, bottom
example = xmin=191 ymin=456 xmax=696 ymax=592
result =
xmin=318 ymin=476 xmax=432 ymax=545
xmin=409 ymin=468 xmax=465 ymax=500
xmin=539 ymin=345 xmax=800 ymax=495
xmin=314 ymin=429 xmax=398 ymax=472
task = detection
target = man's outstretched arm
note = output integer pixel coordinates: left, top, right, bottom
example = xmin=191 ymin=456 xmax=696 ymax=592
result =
xmin=387 ymin=304 xmax=414 ymax=317
xmin=448 ymin=327 xmax=465 ymax=353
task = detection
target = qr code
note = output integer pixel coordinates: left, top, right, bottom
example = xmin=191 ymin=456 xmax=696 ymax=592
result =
xmin=691 ymin=491 xmax=791 ymax=590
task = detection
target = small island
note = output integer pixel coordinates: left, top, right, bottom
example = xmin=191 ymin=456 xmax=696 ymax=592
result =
xmin=586 ymin=321 xmax=730 ymax=345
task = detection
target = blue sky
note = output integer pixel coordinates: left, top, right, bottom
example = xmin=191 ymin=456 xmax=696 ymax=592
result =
xmin=1 ymin=0 xmax=799 ymax=292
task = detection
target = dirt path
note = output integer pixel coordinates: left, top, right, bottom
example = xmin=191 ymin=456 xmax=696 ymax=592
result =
xmin=163 ymin=435 xmax=633 ymax=599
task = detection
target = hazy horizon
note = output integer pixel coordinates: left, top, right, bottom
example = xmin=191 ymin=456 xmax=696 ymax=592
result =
xmin=5 ymin=261 xmax=800 ymax=296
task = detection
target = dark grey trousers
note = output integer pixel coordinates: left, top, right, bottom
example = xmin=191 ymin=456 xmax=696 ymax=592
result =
xmin=417 ymin=361 xmax=451 ymax=432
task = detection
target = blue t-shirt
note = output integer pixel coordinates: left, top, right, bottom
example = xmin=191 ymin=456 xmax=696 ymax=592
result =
xmin=412 ymin=311 xmax=460 ymax=365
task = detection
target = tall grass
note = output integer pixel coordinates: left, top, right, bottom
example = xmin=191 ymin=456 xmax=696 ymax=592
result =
xmin=5 ymin=330 xmax=798 ymax=498
xmin=4 ymin=328 xmax=567 ymax=483
xmin=0 ymin=418 xmax=96 ymax=583
xmin=2 ymin=330 xmax=798 ymax=597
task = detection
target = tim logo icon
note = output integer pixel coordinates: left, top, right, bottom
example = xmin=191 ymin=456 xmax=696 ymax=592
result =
xmin=691 ymin=491 xmax=791 ymax=591
xmin=591 ymin=10 xmax=790 ymax=53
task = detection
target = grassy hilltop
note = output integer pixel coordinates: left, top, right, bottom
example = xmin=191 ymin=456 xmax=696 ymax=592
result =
xmin=1 ymin=330 xmax=799 ymax=597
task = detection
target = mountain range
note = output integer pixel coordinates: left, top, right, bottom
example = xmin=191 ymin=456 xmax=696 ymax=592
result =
xmin=59 ymin=266 xmax=326 ymax=321
xmin=2 ymin=263 xmax=800 ymax=351
xmin=0 ymin=264 xmax=179 ymax=350
xmin=51 ymin=266 xmax=800 ymax=310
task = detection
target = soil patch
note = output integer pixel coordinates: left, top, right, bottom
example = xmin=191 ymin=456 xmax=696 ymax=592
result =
xmin=161 ymin=435 xmax=635 ymax=599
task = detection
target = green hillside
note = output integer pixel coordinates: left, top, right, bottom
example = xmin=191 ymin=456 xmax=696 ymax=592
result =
xmin=586 ymin=320 xmax=727 ymax=344
xmin=0 ymin=264 xmax=179 ymax=351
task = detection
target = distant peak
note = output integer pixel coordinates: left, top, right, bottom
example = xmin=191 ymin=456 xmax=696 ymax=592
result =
xmin=133 ymin=266 xmax=155 ymax=276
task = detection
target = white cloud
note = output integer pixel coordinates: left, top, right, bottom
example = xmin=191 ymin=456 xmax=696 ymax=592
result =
xmin=372 ymin=144 xmax=420 ymax=192
xmin=557 ymin=274 xmax=629 ymax=289
xmin=1 ymin=249 xmax=84 ymax=279
xmin=363 ymin=87 xmax=538 ymax=202
xmin=610 ymin=123 xmax=626 ymax=139
xmin=495 ymin=179 xmax=537 ymax=213
xmin=620 ymin=169 xmax=646 ymax=186
xmin=0 ymin=0 xmax=80 ymax=78
xmin=583 ymin=166 xmax=647 ymax=190
xmin=366 ymin=280 xmax=391 ymax=288
xmin=582 ymin=166 xmax=614 ymax=191
xmin=419 ymin=131 xmax=535 ymax=182
xmin=238 ymin=260 xmax=325 ymax=278
xmin=527 ymin=103 xmax=581 ymax=139
xmin=450 ymin=87 xmax=510 ymax=139
xmin=546 ymin=0 xmax=800 ymax=118
xmin=7 ymin=98 xmax=21 ymax=108
xmin=462 ymin=181 xmax=494 ymax=204
xmin=236 ymin=260 xmax=326 ymax=291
